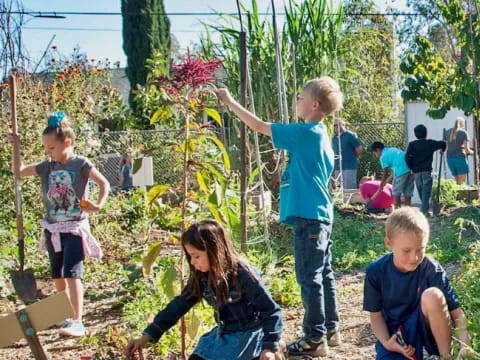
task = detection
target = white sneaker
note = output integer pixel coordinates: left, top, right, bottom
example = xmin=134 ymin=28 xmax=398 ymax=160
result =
xmin=59 ymin=320 xmax=86 ymax=337
xmin=57 ymin=318 xmax=73 ymax=328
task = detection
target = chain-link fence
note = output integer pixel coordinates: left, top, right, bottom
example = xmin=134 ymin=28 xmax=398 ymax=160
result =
xmin=82 ymin=129 xmax=207 ymax=189
xmin=82 ymin=122 xmax=405 ymax=190
xmin=351 ymin=122 xmax=406 ymax=150
xmin=351 ymin=121 xmax=406 ymax=180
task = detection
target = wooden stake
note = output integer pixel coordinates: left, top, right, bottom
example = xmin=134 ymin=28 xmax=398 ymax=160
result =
xmin=239 ymin=31 xmax=248 ymax=252
xmin=15 ymin=309 xmax=49 ymax=360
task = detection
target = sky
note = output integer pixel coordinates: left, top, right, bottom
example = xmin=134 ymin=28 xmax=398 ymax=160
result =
xmin=19 ymin=0 xmax=407 ymax=71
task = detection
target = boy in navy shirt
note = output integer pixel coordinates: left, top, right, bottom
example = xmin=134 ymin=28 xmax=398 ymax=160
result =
xmin=405 ymin=125 xmax=446 ymax=215
xmin=363 ymin=207 xmax=470 ymax=359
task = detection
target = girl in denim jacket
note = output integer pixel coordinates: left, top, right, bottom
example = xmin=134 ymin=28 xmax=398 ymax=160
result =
xmin=125 ymin=220 xmax=284 ymax=360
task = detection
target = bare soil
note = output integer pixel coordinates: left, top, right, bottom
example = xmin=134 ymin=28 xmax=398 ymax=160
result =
xmin=0 ymin=271 xmax=376 ymax=360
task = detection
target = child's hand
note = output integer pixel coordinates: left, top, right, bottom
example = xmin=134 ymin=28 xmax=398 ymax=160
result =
xmin=124 ymin=336 xmax=150 ymax=360
xmin=79 ymin=199 xmax=101 ymax=213
xmin=6 ymin=132 xmax=19 ymax=144
xmin=215 ymin=88 xmax=234 ymax=105
xmin=259 ymin=349 xmax=276 ymax=360
xmin=384 ymin=333 xmax=416 ymax=360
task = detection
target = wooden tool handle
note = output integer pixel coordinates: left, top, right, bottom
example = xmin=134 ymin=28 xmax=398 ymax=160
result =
xmin=9 ymin=75 xmax=26 ymax=271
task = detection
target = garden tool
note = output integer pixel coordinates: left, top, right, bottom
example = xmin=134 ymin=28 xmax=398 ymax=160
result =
xmin=395 ymin=326 xmax=418 ymax=360
xmin=9 ymin=75 xmax=37 ymax=303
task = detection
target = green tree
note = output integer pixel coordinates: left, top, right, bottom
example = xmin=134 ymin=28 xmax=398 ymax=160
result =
xmin=121 ymin=0 xmax=171 ymax=116
xmin=399 ymin=0 xmax=480 ymax=119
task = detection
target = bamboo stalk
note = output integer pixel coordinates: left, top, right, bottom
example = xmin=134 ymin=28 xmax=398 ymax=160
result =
xmin=180 ymin=110 xmax=190 ymax=360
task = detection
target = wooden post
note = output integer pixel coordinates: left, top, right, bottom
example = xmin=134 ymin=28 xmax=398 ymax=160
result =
xmin=16 ymin=310 xmax=49 ymax=360
xmin=239 ymin=31 xmax=248 ymax=252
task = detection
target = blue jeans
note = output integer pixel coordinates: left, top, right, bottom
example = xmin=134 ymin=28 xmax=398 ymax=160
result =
xmin=293 ymin=217 xmax=339 ymax=339
xmin=414 ymin=171 xmax=433 ymax=213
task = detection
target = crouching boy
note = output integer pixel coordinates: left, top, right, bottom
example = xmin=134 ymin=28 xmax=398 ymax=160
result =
xmin=363 ymin=207 xmax=470 ymax=359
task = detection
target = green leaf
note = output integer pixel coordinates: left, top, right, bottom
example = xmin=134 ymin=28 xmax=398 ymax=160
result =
xmin=186 ymin=311 xmax=200 ymax=340
xmin=205 ymin=203 xmax=225 ymax=225
xmin=207 ymin=136 xmax=230 ymax=172
xmin=150 ymin=107 xmax=172 ymax=125
xmin=161 ymin=263 xmax=178 ymax=300
xmin=196 ymin=170 xmax=210 ymax=194
xmin=203 ymin=162 xmax=227 ymax=186
xmin=204 ymin=108 xmax=222 ymax=126
xmin=214 ymin=181 xmax=223 ymax=206
xmin=142 ymin=241 xmax=162 ymax=276
xmin=248 ymin=166 xmax=261 ymax=187
xmin=147 ymin=185 xmax=169 ymax=206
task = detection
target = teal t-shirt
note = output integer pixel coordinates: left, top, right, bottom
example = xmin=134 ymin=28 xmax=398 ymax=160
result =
xmin=271 ymin=122 xmax=334 ymax=224
xmin=380 ymin=147 xmax=410 ymax=177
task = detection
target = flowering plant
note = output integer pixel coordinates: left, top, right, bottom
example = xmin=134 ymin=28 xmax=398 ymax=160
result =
xmin=136 ymin=50 xmax=223 ymax=127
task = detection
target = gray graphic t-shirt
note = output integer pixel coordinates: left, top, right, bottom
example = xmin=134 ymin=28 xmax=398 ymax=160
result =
xmin=445 ymin=128 xmax=469 ymax=157
xmin=36 ymin=156 xmax=93 ymax=223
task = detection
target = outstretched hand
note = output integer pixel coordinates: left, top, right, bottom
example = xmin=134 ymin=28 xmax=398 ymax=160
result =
xmin=384 ymin=333 xmax=416 ymax=360
xmin=5 ymin=132 xmax=19 ymax=144
xmin=215 ymin=88 xmax=234 ymax=106
xmin=124 ymin=336 xmax=150 ymax=360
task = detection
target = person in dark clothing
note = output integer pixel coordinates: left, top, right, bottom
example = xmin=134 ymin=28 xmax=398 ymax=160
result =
xmin=405 ymin=125 xmax=446 ymax=214
xmin=125 ymin=220 xmax=284 ymax=360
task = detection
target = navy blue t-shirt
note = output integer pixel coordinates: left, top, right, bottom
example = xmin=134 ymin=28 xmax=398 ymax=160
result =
xmin=332 ymin=130 xmax=362 ymax=170
xmin=363 ymin=254 xmax=460 ymax=332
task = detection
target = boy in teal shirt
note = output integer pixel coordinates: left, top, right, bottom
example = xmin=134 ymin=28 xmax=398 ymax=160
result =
xmin=217 ymin=76 xmax=344 ymax=357
xmin=370 ymin=142 xmax=414 ymax=208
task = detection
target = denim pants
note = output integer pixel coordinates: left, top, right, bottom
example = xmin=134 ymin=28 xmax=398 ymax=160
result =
xmin=414 ymin=171 xmax=433 ymax=213
xmin=293 ymin=217 xmax=339 ymax=339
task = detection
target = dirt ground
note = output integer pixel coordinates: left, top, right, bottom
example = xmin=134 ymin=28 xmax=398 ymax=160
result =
xmin=0 ymin=271 xmax=376 ymax=360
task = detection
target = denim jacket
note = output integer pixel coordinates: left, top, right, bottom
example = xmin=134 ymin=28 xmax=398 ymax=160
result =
xmin=143 ymin=263 xmax=283 ymax=351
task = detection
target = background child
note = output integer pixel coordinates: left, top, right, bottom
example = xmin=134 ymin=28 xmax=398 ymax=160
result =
xmin=332 ymin=117 xmax=363 ymax=189
xmin=405 ymin=124 xmax=446 ymax=215
xmin=125 ymin=220 xmax=284 ymax=360
xmin=445 ymin=117 xmax=473 ymax=185
xmin=119 ymin=154 xmax=133 ymax=191
xmin=11 ymin=112 xmax=109 ymax=337
xmin=363 ymin=207 xmax=470 ymax=360
xmin=216 ymin=77 xmax=343 ymax=357
xmin=359 ymin=176 xmax=394 ymax=214
xmin=369 ymin=142 xmax=414 ymax=208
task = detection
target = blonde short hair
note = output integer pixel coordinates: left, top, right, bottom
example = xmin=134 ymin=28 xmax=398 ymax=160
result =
xmin=302 ymin=76 xmax=343 ymax=115
xmin=385 ymin=207 xmax=429 ymax=241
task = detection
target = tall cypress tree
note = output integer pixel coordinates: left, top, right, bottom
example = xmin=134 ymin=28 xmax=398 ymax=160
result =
xmin=121 ymin=0 xmax=171 ymax=111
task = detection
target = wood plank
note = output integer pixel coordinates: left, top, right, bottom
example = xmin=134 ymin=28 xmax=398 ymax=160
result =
xmin=0 ymin=291 xmax=73 ymax=347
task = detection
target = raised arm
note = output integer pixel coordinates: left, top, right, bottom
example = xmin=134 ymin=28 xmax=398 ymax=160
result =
xmin=7 ymin=133 xmax=37 ymax=177
xmin=18 ymin=163 xmax=38 ymax=177
xmin=216 ymin=88 xmax=272 ymax=136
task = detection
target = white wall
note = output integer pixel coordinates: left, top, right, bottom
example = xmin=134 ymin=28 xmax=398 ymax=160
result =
xmin=405 ymin=102 xmax=475 ymax=204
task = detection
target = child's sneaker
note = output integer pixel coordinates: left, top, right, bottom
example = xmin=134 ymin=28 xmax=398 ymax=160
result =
xmin=59 ymin=320 xmax=85 ymax=337
xmin=57 ymin=318 xmax=73 ymax=328
xmin=287 ymin=336 xmax=328 ymax=357
xmin=326 ymin=331 xmax=342 ymax=347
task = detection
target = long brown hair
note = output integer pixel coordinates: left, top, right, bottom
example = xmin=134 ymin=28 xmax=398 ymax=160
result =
xmin=182 ymin=220 xmax=242 ymax=305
